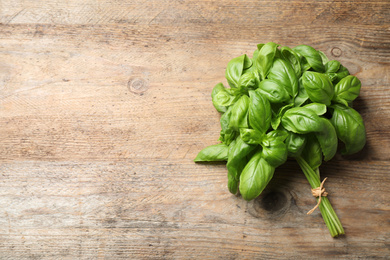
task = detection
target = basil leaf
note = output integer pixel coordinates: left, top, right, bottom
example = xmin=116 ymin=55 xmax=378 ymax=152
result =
xmin=248 ymin=90 xmax=271 ymax=134
xmin=333 ymin=64 xmax=350 ymax=84
xmin=194 ymin=143 xmax=229 ymax=162
xmin=303 ymin=103 xmax=327 ymax=116
xmin=227 ymin=136 xmax=256 ymax=194
xmin=301 ymin=71 xmax=334 ymax=106
xmin=318 ymin=50 xmax=329 ymax=65
xmin=228 ymin=156 xmax=248 ymax=195
xmin=220 ymin=105 xmax=232 ymax=128
xmin=252 ymin=44 xmax=264 ymax=66
xmin=330 ymin=104 xmax=366 ymax=155
xmin=227 ymin=139 xmax=238 ymax=193
xmin=261 ymin=137 xmax=288 ymax=168
xmin=325 ymin=60 xmax=342 ymax=83
xmin=229 ymin=95 xmax=250 ymax=130
xmin=239 ymin=151 xmax=275 ymax=200
xmin=301 ymin=134 xmax=322 ymax=170
xmin=257 ymin=79 xmax=290 ymax=103
xmin=315 ymin=118 xmax=338 ymax=161
xmin=294 ymin=77 xmax=309 ymax=107
xmin=240 ymin=128 xmax=263 ymax=145
xmin=325 ymin=60 xmax=341 ymax=73
xmin=282 ymin=107 xmax=323 ymax=134
xmin=286 ymin=132 xmax=307 ymax=157
xmin=271 ymin=103 xmax=294 ymax=130
xmin=219 ymin=106 xmax=236 ymax=145
xmin=227 ymin=176 xmax=238 ymax=196
xmin=267 ymin=58 xmax=298 ymax=98
xmin=219 ymin=130 xmax=237 ymax=146
xmin=293 ymin=45 xmax=325 ymax=73
xmin=238 ymin=71 xmax=259 ymax=93
xmin=266 ymin=129 xmax=289 ymax=142
xmin=333 ymin=75 xmax=361 ymax=106
xmin=225 ymin=54 xmax=248 ymax=88
xmin=299 ymin=56 xmax=311 ymax=72
xmin=243 ymin=54 xmax=253 ymax=70
xmin=228 ymin=163 xmax=242 ymax=194
xmin=212 ymin=89 xmax=238 ymax=107
xmin=281 ymin=46 xmax=302 ymax=78
xmin=252 ymin=49 xmax=259 ymax=61
xmin=211 ymin=83 xmax=228 ymax=113
xmin=257 ymin=43 xmax=265 ymax=50
xmin=219 ymin=130 xmax=236 ymax=146
xmin=256 ymin=42 xmax=279 ymax=80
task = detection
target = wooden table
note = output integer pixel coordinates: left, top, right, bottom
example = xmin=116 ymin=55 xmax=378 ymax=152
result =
xmin=0 ymin=0 xmax=389 ymax=259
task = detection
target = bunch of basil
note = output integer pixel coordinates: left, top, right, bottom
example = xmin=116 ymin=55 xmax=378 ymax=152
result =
xmin=194 ymin=42 xmax=366 ymax=237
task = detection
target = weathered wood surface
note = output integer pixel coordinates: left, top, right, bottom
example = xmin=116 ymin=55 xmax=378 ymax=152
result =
xmin=0 ymin=0 xmax=389 ymax=259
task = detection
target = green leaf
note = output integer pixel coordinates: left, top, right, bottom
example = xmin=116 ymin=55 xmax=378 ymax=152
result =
xmin=227 ymin=136 xmax=256 ymax=194
xmin=225 ymin=54 xmax=247 ymax=88
xmin=281 ymin=107 xmax=324 ymax=134
xmin=219 ymin=130 xmax=237 ymax=146
xmin=239 ymin=151 xmax=275 ymax=200
xmin=229 ymin=95 xmax=250 ymax=130
xmin=333 ymin=75 xmax=361 ymax=106
xmin=293 ymin=45 xmax=325 ymax=72
xmin=194 ymin=143 xmax=229 ymax=162
xmin=267 ymin=58 xmax=298 ymax=98
xmin=266 ymin=129 xmax=289 ymax=142
xmin=333 ymin=64 xmax=350 ymax=84
xmin=294 ymin=77 xmax=309 ymax=107
xmin=226 ymin=139 xmax=237 ymax=192
xmin=303 ymin=103 xmax=327 ymax=116
xmin=219 ymin=129 xmax=237 ymax=146
xmin=257 ymin=79 xmax=290 ymax=103
xmin=238 ymin=70 xmax=259 ymax=93
xmin=248 ymin=90 xmax=271 ymax=134
xmin=257 ymin=43 xmax=265 ymax=50
xmin=252 ymin=49 xmax=259 ymax=61
xmin=256 ymin=42 xmax=279 ymax=80
xmin=281 ymin=46 xmax=302 ymax=78
xmin=243 ymin=54 xmax=253 ymax=70
xmin=300 ymin=134 xmax=322 ymax=170
xmin=318 ymin=50 xmax=329 ymax=65
xmin=220 ymin=106 xmax=232 ymax=132
xmin=212 ymin=88 xmax=238 ymax=107
xmin=330 ymin=104 xmax=366 ymax=155
xmin=261 ymin=136 xmax=288 ymax=168
xmin=301 ymin=71 xmax=334 ymax=106
xmin=211 ymin=83 xmax=228 ymax=113
xmin=219 ymin=106 xmax=237 ymax=145
xmin=228 ymin=172 xmax=239 ymax=195
xmin=252 ymin=44 xmax=264 ymax=64
xmin=240 ymin=128 xmax=263 ymax=145
xmin=325 ymin=60 xmax=341 ymax=73
xmin=271 ymin=103 xmax=294 ymax=130
xmin=285 ymin=132 xmax=307 ymax=157
xmin=315 ymin=118 xmax=338 ymax=161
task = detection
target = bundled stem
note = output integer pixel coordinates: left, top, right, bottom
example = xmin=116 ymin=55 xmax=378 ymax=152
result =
xmin=296 ymin=156 xmax=345 ymax=237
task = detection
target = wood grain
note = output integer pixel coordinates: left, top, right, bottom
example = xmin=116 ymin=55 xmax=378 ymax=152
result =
xmin=0 ymin=0 xmax=389 ymax=259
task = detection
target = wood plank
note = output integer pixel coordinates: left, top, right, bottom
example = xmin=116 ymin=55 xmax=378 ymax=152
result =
xmin=0 ymin=160 xmax=388 ymax=258
xmin=1 ymin=0 xmax=389 ymax=27
xmin=0 ymin=23 xmax=389 ymax=161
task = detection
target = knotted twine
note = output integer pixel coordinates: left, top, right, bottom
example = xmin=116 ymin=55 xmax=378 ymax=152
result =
xmin=307 ymin=177 xmax=328 ymax=215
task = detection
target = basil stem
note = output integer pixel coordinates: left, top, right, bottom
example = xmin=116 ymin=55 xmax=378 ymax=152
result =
xmin=296 ymin=156 xmax=345 ymax=237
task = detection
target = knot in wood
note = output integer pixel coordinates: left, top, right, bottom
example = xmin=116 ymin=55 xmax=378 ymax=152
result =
xmin=331 ymin=47 xmax=342 ymax=57
xmin=128 ymin=77 xmax=148 ymax=94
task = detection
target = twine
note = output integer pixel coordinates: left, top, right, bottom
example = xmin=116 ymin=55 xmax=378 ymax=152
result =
xmin=307 ymin=177 xmax=328 ymax=215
